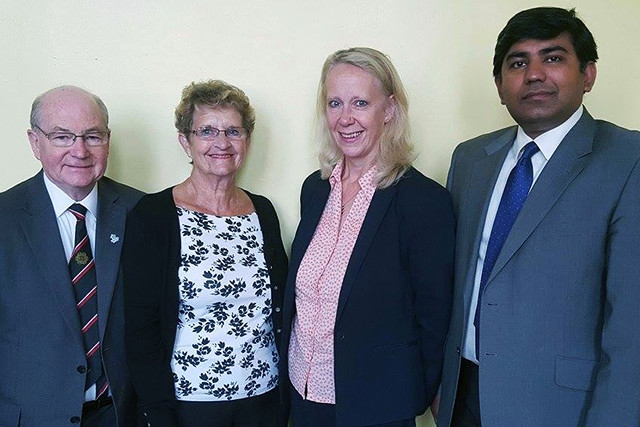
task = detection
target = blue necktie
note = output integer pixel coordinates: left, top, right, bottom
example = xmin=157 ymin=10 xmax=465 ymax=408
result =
xmin=475 ymin=141 xmax=540 ymax=356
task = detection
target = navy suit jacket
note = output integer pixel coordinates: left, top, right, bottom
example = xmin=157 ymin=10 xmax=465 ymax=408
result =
xmin=0 ymin=171 xmax=143 ymax=427
xmin=438 ymin=111 xmax=640 ymax=426
xmin=281 ymin=167 xmax=455 ymax=426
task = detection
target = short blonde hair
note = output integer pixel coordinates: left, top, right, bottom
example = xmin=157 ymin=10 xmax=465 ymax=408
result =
xmin=316 ymin=47 xmax=414 ymax=189
xmin=174 ymin=80 xmax=255 ymax=136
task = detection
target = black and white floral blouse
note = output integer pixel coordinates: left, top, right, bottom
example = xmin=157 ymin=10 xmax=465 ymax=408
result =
xmin=171 ymin=207 xmax=279 ymax=401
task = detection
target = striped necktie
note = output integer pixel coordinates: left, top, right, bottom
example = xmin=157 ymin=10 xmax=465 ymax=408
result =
xmin=68 ymin=203 xmax=108 ymax=397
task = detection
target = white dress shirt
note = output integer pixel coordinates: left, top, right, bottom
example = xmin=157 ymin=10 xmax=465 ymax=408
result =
xmin=462 ymin=106 xmax=585 ymax=363
xmin=43 ymin=173 xmax=100 ymax=400
xmin=43 ymin=174 xmax=98 ymax=259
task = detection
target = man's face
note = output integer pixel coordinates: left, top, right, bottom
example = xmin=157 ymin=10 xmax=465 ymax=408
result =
xmin=27 ymin=88 xmax=109 ymax=200
xmin=495 ymin=32 xmax=597 ymax=139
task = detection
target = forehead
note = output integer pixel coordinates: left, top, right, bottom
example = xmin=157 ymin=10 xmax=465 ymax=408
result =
xmin=192 ymin=105 xmax=242 ymax=125
xmin=325 ymin=63 xmax=383 ymax=95
xmin=39 ymin=90 xmax=105 ymax=129
xmin=505 ymin=32 xmax=576 ymax=58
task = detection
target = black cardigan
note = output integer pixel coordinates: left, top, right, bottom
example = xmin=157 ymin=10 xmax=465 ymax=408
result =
xmin=123 ymin=187 xmax=288 ymax=426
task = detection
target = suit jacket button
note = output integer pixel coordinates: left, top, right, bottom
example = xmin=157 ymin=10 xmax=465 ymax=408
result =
xmin=276 ymin=328 xmax=282 ymax=334
xmin=70 ymin=416 xmax=81 ymax=423
xmin=77 ymin=365 xmax=86 ymax=374
xmin=275 ymin=307 xmax=281 ymax=313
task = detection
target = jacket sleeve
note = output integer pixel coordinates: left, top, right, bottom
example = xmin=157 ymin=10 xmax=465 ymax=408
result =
xmin=585 ymin=156 xmax=640 ymax=426
xmin=123 ymin=194 xmax=180 ymax=427
xmin=399 ymin=177 xmax=455 ymax=405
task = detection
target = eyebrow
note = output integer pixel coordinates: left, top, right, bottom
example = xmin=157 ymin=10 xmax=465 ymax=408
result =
xmin=50 ymin=125 xmax=106 ymax=133
xmin=505 ymin=45 xmax=569 ymax=62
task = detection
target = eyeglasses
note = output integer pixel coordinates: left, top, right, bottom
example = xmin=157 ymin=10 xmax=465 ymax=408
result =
xmin=34 ymin=124 xmax=110 ymax=147
xmin=190 ymin=126 xmax=248 ymax=141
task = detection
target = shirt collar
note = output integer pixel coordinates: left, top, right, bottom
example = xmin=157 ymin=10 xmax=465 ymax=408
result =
xmin=514 ymin=105 xmax=584 ymax=160
xmin=42 ymin=173 xmax=99 ymax=218
xmin=329 ymin=160 xmax=378 ymax=190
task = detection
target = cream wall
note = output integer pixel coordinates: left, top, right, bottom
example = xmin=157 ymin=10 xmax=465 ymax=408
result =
xmin=2 ymin=1 xmax=639 ymax=425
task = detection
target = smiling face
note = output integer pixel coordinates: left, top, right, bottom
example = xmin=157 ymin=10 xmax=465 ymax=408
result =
xmin=495 ymin=32 xmax=597 ymax=139
xmin=27 ymin=88 xmax=110 ymax=201
xmin=178 ymin=105 xmax=249 ymax=184
xmin=324 ymin=63 xmax=395 ymax=168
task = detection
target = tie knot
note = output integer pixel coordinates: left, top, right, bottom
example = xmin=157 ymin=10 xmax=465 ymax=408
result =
xmin=520 ymin=141 xmax=540 ymax=163
xmin=69 ymin=203 xmax=87 ymax=220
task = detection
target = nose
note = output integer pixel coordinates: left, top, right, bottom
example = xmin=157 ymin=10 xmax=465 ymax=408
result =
xmin=69 ymin=138 xmax=91 ymax=157
xmin=525 ymin=59 xmax=546 ymax=83
xmin=338 ymin=105 xmax=354 ymax=126
xmin=212 ymin=135 xmax=232 ymax=149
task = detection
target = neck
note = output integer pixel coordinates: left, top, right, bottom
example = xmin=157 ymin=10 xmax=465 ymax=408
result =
xmin=176 ymin=172 xmax=242 ymax=215
xmin=342 ymin=158 xmax=374 ymax=185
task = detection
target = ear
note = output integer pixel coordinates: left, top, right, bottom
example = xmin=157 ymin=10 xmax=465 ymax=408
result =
xmin=582 ymin=62 xmax=597 ymax=94
xmin=27 ymin=129 xmax=42 ymax=160
xmin=384 ymin=95 xmax=396 ymax=123
xmin=178 ymin=133 xmax=192 ymax=158
xmin=494 ymin=76 xmax=506 ymax=105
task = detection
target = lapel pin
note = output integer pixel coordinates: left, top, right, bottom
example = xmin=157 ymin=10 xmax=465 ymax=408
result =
xmin=110 ymin=234 xmax=120 ymax=244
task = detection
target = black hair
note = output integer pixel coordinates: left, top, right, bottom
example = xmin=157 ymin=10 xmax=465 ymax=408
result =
xmin=493 ymin=7 xmax=598 ymax=77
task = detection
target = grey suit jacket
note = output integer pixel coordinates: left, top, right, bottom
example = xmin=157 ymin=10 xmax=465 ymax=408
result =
xmin=0 ymin=171 xmax=143 ymax=427
xmin=438 ymin=111 xmax=640 ymax=426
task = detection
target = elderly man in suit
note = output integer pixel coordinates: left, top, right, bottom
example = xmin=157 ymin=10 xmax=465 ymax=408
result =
xmin=0 ymin=86 xmax=143 ymax=426
xmin=437 ymin=7 xmax=640 ymax=427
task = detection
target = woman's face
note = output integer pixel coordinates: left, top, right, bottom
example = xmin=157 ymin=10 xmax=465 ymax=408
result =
xmin=324 ymin=63 xmax=395 ymax=166
xmin=179 ymin=105 xmax=250 ymax=182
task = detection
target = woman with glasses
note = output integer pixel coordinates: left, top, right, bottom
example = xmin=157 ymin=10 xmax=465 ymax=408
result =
xmin=123 ymin=80 xmax=288 ymax=427
xmin=281 ymin=47 xmax=455 ymax=426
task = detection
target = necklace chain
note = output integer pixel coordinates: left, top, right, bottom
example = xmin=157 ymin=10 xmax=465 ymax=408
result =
xmin=341 ymin=190 xmax=359 ymax=214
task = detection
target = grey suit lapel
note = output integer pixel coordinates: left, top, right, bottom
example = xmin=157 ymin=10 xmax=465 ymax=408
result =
xmin=488 ymin=112 xmax=596 ymax=285
xmin=458 ymin=130 xmax=515 ymax=305
xmin=95 ymin=179 xmax=127 ymax=338
xmin=336 ymin=186 xmax=396 ymax=321
xmin=20 ymin=173 xmax=84 ymax=346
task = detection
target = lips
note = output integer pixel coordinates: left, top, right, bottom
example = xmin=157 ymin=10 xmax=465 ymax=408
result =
xmin=523 ymin=90 xmax=555 ymax=100
xmin=338 ymin=130 xmax=364 ymax=141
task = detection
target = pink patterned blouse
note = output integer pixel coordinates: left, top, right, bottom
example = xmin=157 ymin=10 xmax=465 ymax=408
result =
xmin=288 ymin=162 xmax=377 ymax=404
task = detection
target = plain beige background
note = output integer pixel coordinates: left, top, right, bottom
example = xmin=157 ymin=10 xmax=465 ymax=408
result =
xmin=2 ymin=2 xmax=639 ymax=425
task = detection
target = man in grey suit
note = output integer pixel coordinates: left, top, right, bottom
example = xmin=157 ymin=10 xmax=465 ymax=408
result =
xmin=437 ymin=7 xmax=640 ymax=427
xmin=0 ymin=86 xmax=143 ymax=426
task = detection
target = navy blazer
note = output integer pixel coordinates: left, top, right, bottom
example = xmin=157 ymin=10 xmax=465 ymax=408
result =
xmin=0 ymin=171 xmax=143 ymax=427
xmin=123 ymin=187 xmax=289 ymax=427
xmin=281 ymin=167 xmax=455 ymax=426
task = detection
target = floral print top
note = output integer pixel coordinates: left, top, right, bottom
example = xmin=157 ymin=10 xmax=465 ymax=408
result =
xmin=171 ymin=207 xmax=278 ymax=401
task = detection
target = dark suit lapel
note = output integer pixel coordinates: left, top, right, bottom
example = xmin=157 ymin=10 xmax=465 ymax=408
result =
xmin=488 ymin=112 xmax=596 ymax=285
xmin=290 ymin=179 xmax=331 ymax=271
xmin=335 ymin=186 xmax=397 ymax=321
xmin=20 ymin=173 xmax=84 ymax=346
xmin=95 ymin=179 xmax=127 ymax=338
